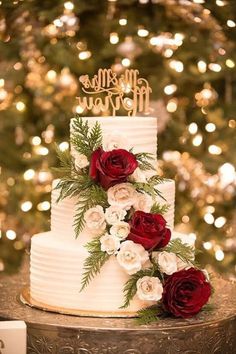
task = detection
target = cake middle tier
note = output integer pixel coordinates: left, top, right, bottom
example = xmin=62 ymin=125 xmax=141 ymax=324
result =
xmin=51 ymin=179 xmax=175 ymax=242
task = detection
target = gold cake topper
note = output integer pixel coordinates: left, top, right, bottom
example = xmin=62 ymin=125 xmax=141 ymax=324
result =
xmin=77 ymin=68 xmax=152 ymax=116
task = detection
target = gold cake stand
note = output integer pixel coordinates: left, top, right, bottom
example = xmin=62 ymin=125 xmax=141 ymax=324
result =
xmin=0 ymin=261 xmax=236 ymax=354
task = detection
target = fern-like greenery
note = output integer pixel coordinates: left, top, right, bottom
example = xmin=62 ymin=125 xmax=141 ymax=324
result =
xmin=150 ymin=202 xmax=170 ymax=215
xmin=55 ymin=173 xmax=94 ymax=202
xmin=71 ymin=116 xmax=102 ymax=158
xmin=120 ymin=268 xmax=156 ymax=309
xmin=133 ymin=175 xmax=166 ymax=200
xmin=73 ymin=184 xmax=109 ymax=237
xmin=53 ymin=144 xmax=73 ymax=176
xmin=136 ymin=305 xmax=161 ymax=325
xmin=163 ymin=239 xmax=199 ymax=267
xmin=80 ymin=237 xmax=110 ymax=291
xmin=135 ymin=152 xmax=155 ymax=171
xmin=148 ymin=175 xmax=167 ymax=185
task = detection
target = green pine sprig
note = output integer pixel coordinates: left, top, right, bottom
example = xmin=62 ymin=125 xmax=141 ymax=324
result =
xmin=54 ymin=173 xmax=95 ymax=202
xmin=53 ymin=144 xmax=75 ymax=177
xmin=133 ymin=175 xmax=167 ymax=200
xmin=202 ymin=303 xmax=215 ymax=313
xmin=120 ymin=268 xmax=156 ymax=309
xmin=73 ymin=184 xmax=109 ymax=237
xmin=136 ymin=305 xmax=161 ymax=325
xmin=135 ymin=152 xmax=155 ymax=171
xmin=71 ymin=116 xmax=102 ymax=158
xmin=80 ymin=237 xmax=110 ymax=291
xmin=150 ymin=202 xmax=170 ymax=215
xmin=163 ymin=238 xmax=199 ymax=267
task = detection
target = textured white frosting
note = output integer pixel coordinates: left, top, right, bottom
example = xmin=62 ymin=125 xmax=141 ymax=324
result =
xmin=71 ymin=116 xmax=158 ymax=158
xmin=30 ymin=115 xmax=176 ymax=314
xmin=30 ymin=230 xmax=192 ymax=313
xmin=30 ymin=231 xmax=150 ymax=313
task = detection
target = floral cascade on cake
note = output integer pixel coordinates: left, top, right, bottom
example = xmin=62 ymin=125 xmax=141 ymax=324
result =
xmin=54 ymin=117 xmax=212 ymax=324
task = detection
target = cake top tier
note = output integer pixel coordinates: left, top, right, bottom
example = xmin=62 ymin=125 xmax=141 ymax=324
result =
xmin=70 ymin=116 xmax=157 ymax=157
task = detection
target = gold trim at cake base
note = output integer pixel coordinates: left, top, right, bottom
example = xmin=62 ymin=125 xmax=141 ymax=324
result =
xmin=20 ymin=287 xmax=137 ymax=318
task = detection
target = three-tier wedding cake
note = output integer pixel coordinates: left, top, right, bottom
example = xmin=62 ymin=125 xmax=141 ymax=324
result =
xmin=30 ymin=69 xmax=211 ymax=321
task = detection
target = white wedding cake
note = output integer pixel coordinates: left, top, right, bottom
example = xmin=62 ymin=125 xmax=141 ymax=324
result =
xmin=29 ymin=69 xmax=211 ymax=321
xmin=30 ymin=116 xmax=193 ymax=315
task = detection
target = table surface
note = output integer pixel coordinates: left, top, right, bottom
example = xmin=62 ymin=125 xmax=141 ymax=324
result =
xmin=0 ymin=260 xmax=236 ymax=332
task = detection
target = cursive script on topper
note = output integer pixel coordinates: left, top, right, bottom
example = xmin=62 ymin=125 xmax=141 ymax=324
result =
xmin=77 ymin=68 xmax=152 ymax=116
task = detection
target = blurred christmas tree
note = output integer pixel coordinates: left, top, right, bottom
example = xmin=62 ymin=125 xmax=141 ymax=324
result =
xmin=0 ymin=0 xmax=235 ymax=275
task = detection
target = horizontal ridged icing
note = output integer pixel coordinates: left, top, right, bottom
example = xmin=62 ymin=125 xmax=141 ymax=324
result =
xmin=70 ymin=116 xmax=158 ymax=157
xmin=30 ymin=232 xmax=150 ymax=313
xmin=51 ymin=179 xmax=175 ymax=241
xmin=30 ymin=230 xmax=191 ymax=312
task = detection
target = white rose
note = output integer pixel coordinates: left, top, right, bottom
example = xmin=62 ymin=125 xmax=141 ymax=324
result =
xmin=107 ymin=183 xmax=137 ymax=210
xmin=103 ymin=132 xmax=129 ymax=151
xmin=110 ymin=222 xmax=130 ymax=240
xmin=100 ymin=233 xmax=120 ymax=255
xmin=156 ymin=251 xmax=178 ymax=275
xmin=75 ymin=153 xmax=89 ymax=169
xmin=116 ymin=240 xmax=149 ymax=275
xmin=136 ymin=276 xmax=163 ymax=301
xmin=84 ymin=205 xmax=106 ymax=232
xmin=133 ymin=193 xmax=153 ymax=212
xmin=105 ymin=206 xmax=126 ymax=225
xmin=130 ymin=167 xmax=147 ymax=183
xmin=176 ymin=257 xmax=191 ymax=271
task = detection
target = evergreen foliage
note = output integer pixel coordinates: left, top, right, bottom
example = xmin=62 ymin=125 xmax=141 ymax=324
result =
xmin=120 ymin=268 xmax=155 ymax=309
xmin=135 ymin=152 xmax=155 ymax=171
xmin=150 ymin=203 xmax=170 ymax=215
xmin=164 ymin=239 xmax=199 ymax=267
xmin=71 ymin=117 xmax=103 ymax=158
xmin=80 ymin=237 xmax=110 ymax=291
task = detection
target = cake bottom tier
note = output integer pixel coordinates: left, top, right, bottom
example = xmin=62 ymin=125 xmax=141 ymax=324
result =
xmin=30 ymin=232 xmax=150 ymax=315
xmin=30 ymin=230 xmax=195 ymax=316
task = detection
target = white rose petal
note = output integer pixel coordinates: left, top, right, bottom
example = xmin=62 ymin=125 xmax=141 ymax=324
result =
xmin=100 ymin=233 xmax=120 ymax=255
xmin=105 ymin=206 xmax=127 ymax=225
xmin=110 ymin=222 xmax=130 ymax=240
xmin=103 ymin=132 xmax=129 ymax=151
xmin=130 ymin=167 xmax=147 ymax=183
xmin=116 ymin=240 xmax=149 ymax=275
xmin=156 ymin=251 xmax=178 ymax=275
xmin=107 ymin=183 xmax=137 ymax=210
xmin=136 ymin=276 xmax=163 ymax=301
xmin=133 ymin=192 xmax=153 ymax=213
xmin=84 ymin=205 xmax=106 ymax=232
xmin=75 ymin=153 xmax=89 ymax=169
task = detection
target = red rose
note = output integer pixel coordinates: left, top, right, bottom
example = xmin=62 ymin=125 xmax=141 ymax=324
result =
xmin=127 ymin=211 xmax=171 ymax=250
xmin=162 ymin=268 xmax=211 ymax=318
xmin=89 ymin=148 xmax=138 ymax=190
